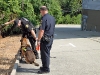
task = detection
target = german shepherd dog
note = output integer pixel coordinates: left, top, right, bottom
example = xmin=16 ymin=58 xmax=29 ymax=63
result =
xmin=20 ymin=37 xmax=39 ymax=66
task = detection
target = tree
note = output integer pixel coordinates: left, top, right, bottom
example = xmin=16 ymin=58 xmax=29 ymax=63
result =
xmin=0 ymin=0 xmax=22 ymax=36
xmin=30 ymin=0 xmax=62 ymax=24
xmin=0 ymin=0 xmax=22 ymax=27
xmin=41 ymin=0 xmax=62 ymax=24
xmin=0 ymin=0 xmax=82 ymax=37
xmin=58 ymin=0 xmax=82 ymax=15
xmin=20 ymin=0 xmax=37 ymax=25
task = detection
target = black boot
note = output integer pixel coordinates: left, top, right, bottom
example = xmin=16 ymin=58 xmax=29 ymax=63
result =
xmin=35 ymin=54 xmax=39 ymax=59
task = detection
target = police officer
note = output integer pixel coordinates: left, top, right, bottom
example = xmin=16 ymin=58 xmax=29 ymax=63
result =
xmin=37 ymin=6 xmax=55 ymax=74
xmin=4 ymin=17 xmax=39 ymax=59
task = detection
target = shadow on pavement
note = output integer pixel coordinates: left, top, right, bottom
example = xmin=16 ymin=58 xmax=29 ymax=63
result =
xmin=17 ymin=67 xmax=39 ymax=73
xmin=54 ymin=26 xmax=100 ymax=39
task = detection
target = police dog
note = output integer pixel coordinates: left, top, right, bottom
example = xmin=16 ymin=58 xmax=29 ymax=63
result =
xmin=20 ymin=37 xmax=39 ymax=66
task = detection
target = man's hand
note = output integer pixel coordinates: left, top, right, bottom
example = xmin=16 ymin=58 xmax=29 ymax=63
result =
xmin=0 ymin=24 xmax=6 ymax=29
xmin=4 ymin=22 xmax=10 ymax=25
xmin=37 ymin=40 xmax=40 ymax=46
xmin=36 ymin=39 xmax=40 ymax=51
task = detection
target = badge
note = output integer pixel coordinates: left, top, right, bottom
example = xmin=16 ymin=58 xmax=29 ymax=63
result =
xmin=25 ymin=25 xmax=29 ymax=28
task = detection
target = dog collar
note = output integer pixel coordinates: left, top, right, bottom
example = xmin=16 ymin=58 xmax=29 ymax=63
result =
xmin=22 ymin=47 xmax=27 ymax=51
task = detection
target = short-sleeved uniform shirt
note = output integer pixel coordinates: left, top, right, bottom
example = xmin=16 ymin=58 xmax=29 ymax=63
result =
xmin=20 ymin=18 xmax=35 ymax=37
xmin=39 ymin=14 xmax=55 ymax=36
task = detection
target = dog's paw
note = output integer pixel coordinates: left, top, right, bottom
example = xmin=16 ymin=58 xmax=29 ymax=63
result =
xmin=34 ymin=62 xmax=39 ymax=66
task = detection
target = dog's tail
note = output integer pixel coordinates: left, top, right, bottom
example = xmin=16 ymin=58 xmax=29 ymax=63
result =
xmin=33 ymin=62 xmax=39 ymax=66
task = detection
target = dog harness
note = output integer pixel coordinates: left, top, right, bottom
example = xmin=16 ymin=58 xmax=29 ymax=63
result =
xmin=22 ymin=47 xmax=27 ymax=51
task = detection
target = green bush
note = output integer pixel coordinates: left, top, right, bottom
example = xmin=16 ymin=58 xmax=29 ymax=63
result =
xmin=72 ymin=14 xmax=82 ymax=24
xmin=65 ymin=15 xmax=72 ymax=24
xmin=61 ymin=14 xmax=82 ymax=24
xmin=0 ymin=0 xmax=82 ymax=37
xmin=76 ymin=14 xmax=82 ymax=24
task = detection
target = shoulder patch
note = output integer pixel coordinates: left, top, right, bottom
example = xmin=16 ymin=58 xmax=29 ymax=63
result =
xmin=25 ymin=25 xmax=29 ymax=28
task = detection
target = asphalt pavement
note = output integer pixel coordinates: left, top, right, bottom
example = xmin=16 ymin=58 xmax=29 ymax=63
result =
xmin=16 ymin=25 xmax=100 ymax=75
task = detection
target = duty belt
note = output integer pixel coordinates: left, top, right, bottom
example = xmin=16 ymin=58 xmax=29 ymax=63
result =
xmin=44 ymin=35 xmax=54 ymax=38
xmin=49 ymin=35 xmax=54 ymax=38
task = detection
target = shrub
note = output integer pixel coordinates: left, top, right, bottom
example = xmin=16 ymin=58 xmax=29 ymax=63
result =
xmin=62 ymin=14 xmax=82 ymax=24
xmin=76 ymin=14 xmax=82 ymax=24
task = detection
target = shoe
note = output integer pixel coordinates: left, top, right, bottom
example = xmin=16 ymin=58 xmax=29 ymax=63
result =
xmin=37 ymin=70 xmax=50 ymax=74
xmin=36 ymin=55 xmax=39 ymax=59
xmin=40 ymin=67 xmax=43 ymax=70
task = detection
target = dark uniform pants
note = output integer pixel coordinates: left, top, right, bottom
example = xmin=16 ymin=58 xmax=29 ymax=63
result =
xmin=28 ymin=36 xmax=38 ymax=56
xmin=40 ymin=38 xmax=53 ymax=71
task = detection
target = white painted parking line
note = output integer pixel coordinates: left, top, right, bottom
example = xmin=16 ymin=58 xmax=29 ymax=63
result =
xmin=59 ymin=44 xmax=70 ymax=47
xmin=69 ymin=43 xmax=76 ymax=47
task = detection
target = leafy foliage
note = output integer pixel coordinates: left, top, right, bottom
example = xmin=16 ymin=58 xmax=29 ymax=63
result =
xmin=60 ymin=14 xmax=81 ymax=24
xmin=0 ymin=0 xmax=82 ymax=36
xmin=58 ymin=0 xmax=82 ymax=15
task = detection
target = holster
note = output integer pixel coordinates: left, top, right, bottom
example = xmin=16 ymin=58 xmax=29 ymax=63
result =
xmin=42 ymin=35 xmax=53 ymax=43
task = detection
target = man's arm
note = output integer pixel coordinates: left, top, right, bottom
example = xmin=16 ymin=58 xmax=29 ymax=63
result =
xmin=38 ymin=29 xmax=44 ymax=41
xmin=31 ymin=30 xmax=37 ymax=40
xmin=4 ymin=19 xmax=15 ymax=25
xmin=37 ymin=17 xmax=46 ymax=44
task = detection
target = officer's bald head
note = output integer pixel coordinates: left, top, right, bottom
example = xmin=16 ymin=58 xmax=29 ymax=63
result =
xmin=40 ymin=6 xmax=48 ymax=16
xmin=40 ymin=6 xmax=48 ymax=11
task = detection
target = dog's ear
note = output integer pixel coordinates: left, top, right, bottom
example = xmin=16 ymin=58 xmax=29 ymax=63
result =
xmin=24 ymin=35 xmax=27 ymax=38
xmin=21 ymin=38 xmax=27 ymax=47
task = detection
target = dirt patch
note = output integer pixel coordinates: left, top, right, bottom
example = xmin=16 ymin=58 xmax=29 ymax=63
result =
xmin=0 ymin=35 xmax=2 ymax=39
xmin=0 ymin=35 xmax=21 ymax=75
xmin=0 ymin=31 xmax=2 ymax=39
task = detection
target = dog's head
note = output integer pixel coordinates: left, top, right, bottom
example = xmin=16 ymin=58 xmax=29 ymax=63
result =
xmin=21 ymin=37 xmax=27 ymax=47
xmin=21 ymin=37 xmax=32 ymax=51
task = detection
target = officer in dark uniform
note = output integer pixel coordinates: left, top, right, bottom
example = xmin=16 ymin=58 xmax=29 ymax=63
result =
xmin=37 ymin=6 xmax=55 ymax=74
xmin=5 ymin=17 xmax=39 ymax=59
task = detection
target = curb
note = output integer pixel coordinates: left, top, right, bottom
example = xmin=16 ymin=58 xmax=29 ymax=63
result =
xmin=10 ymin=51 xmax=20 ymax=75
